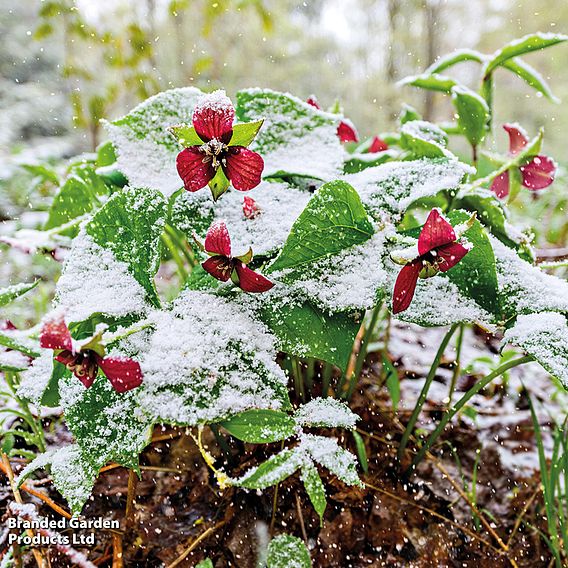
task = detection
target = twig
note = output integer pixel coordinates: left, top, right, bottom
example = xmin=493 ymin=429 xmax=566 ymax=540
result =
xmin=295 ymin=494 xmax=308 ymax=544
xmin=166 ymin=521 xmax=226 ymax=568
xmin=2 ymin=453 xmax=47 ymax=568
xmin=112 ymin=533 xmax=123 ymax=568
xmin=124 ymin=469 xmax=138 ymax=527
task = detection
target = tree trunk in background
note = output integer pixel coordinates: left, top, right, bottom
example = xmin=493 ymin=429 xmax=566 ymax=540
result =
xmin=386 ymin=0 xmax=401 ymax=121
xmin=423 ymin=0 xmax=441 ymax=120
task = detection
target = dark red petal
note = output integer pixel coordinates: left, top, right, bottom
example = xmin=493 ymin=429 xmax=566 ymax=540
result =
xmin=490 ymin=170 xmax=510 ymax=199
xmin=55 ymin=349 xmax=76 ymax=367
xmin=202 ymin=256 xmax=233 ymax=282
xmin=40 ymin=314 xmax=72 ymax=351
xmin=192 ymin=91 xmax=235 ymax=143
xmin=235 ymin=263 xmax=274 ymax=293
xmin=224 ymin=147 xmax=264 ymax=191
xmin=97 ymin=356 xmax=143 ymax=393
xmin=368 ymin=136 xmax=389 ymax=153
xmin=520 ymin=155 xmax=556 ymax=190
xmin=176 ymin=147 xmax=215 ymax=192
xmin=436 ymin=242 xmax=470 ymax=272
xmin=76 ymin=372 xmax=96 ymax=389
xmin=0 ymin=320 xmax=16 ymax=331
xmin=306 ymin=95 xmax=321 ymax=109
xmin=243 ymin=196 xmax=260 ymax=219
xmin=392 ymin=261 xmax=421 ymax=315
xmin=337 ymin=120 xmax=359 ymax=143
xmin=418 ymin=209 xmax=456 ymax=256
xmin=204 ymin=220 xmax=231 ymax=256
xmin=503 ymin=123 xmax=529 ymax=155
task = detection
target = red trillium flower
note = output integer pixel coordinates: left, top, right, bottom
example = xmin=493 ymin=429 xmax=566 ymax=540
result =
xmin=491 ymin=123 xmax=556 ymax=199
xmin=197 ymin=221 xmax=274 ymax=293
xmin=368 ymin=136 xmax=389 ymax=153
xmin=39 ymin=315 xmax=143 ymax=393
xmin=392 ymin=209 xmax=472 ymax=314
xmin=243 ymin=196 xmax=260 ymax=219
xmin=306 ymin=95 xmax=359 ymax=143
xmin=173 ymin=91 xmax=264 ymax=200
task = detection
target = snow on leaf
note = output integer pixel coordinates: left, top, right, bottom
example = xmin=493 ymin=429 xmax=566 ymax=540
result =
xmin=294 ymin=398 xmax=359 ymax=429
xmin=17 ymin=446 xmax=98 ymax=515
xmin=301 ymin=463 xmax=327 ymax=525
xmin=237 ymin=448 xmax=305 ymax=490
xmin=491 ymin=236 xmax=568 ymax=317
xmin=170 ymin=180 xmax=311 ymax=256
xmin=300 ymin=433 xmax=363 ymax=487
xmin=503 ymin=312 xmax=568 ymax=389
xmin=103 ymin=87 xmax=204 ymax=196
xmin=236 ymin=88 xmax=344 ymax=181
xmin=136 ymin=290 xmax=290 ymax=425
xmin=400 ymin=120 xmax=452 ymax=158
xmin=219 ymin=409 xmax=296 ymax=443
xmin=344 ymin=158 xmax=473 ymax=221
xmin=18 ymin=351 xmax=56 ymax=406
xmin=55 ymin=229 xmax=148 ymax=324
xmin=266 ymin=534 xmax=312 ymax=568
xmin=0 ymin=280 xmax=38 ymax=307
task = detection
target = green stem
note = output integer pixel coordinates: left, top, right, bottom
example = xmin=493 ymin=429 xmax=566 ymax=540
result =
xmin=345 ymin=302 xmax=382 ymax=401
xmin=161 ymin=233 xmax=188 ymax=281
xmin=448 ymin=323 xmax=465 ymax=406
xmin=292 ymin=357 xmax=305 ymax=402
xmin=305 ymin=358 xmax=315 ymax=392
xmin=398 ymin=324 xmax=459 ymax=461
xmin=165 ymin=224 xmax=196 ymax=267
xmin=407 ymin=355 xmax=532 ymax=473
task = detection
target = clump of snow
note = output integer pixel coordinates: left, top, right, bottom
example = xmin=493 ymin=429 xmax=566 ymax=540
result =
xmin=18 ymin=351 xmax=54 ymax=406
xmin=136 ymin=290 xmax=288 ymax=424
xmin=275 ymin=227 xmax=390 ymax=313
xmin=237 ymin=88 xmax=345 ymax=181
xmin=491 ymin=236 xmax=568 ymax=314
xmin=172 ymin=180 xmax=311 ymax=256
xmin=344 ymin=158 xmax=473 ymax=220
xmin=103 ymin=87 xmax=204 ymax=197
xmin=194 ymin=89 xmax=233 ymax=115
xmin=503 ymin=312 xmax=568 ymax=388
xmin=0 ymin=350 xmax=29 ymax=370
xmin=295 ymin=398 xmax=359 ymax=429
xmin=55 ymin=229 xmax=147 ymax=323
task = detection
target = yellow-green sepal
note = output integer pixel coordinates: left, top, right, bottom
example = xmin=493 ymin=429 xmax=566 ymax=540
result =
xmin=208 ymin=168 xmax=230 ymax=201
xmin=168 ymin=124 xmax=203 ymax=147
xmin=228 ymin=120 xmax=264 ymax=147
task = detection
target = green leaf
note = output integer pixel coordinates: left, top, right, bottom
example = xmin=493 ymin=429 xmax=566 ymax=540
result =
xmin=208 ymin=167 xmax=230 ymax=200
xmin=501 ymin=58 xmax=560 ymax=103
xmin=258 ymin=298 xmax=359 ymax=372
xmin=343 ymin=150 xmax=395 ymax=174
xmin=445 ymin=210 xmax=500 ymax=318
xmin=17 ymin=446 xmax=99 ymax=514
xmin=40 ymin=360 xmax=66 ymax=407
xmin=399 ymin=73 xmax=457 ymax=93
xmin=503 ymin=312 xmax=568 ymax=389
xmin=484 ymin=33 xmax=568 ymax=76
xmin=96 ymin=141 xmax=117 ymax=167
xmin=0 ymin=281 xmax=38 ymax=307
xmin=229 ymin=119 xmax=264 ymax=147
xmin=269 ymin=180 xmax=373 ymax=273
xmin=168 ymin=123 xmax=203 ymax=147
xmin=426 ymin=48 xmax=485 ymax=73
xmin=301 ymin=463 xmax=327 ymax=525
xmin=267 ymin=534 xmax=312 ymax=568
xmin=85 ymin=187 xmax=167 ymax=308
xmin=352 ymin=430 xmax=368 ymax=473
xmin=219 ymin=409 xmax=295 ymax=443
xmin=400 ymin=121 xmax=450 ymax=158
xmin=382 ymin=354 xmax=400 ymax=411
xmin=399 ymin=104 xmax=422 ymax=124
xmin=21 ymin=164 xmax=59 ymax=184
xmin=236 ymin=448 xmax=304 ymax=489
xmin=451 ymin=86 xmax=489 ymax=147
xmin=0 ymin=333 xmax=40 ymax=358
xmin=62 ymin=373 xmax=153 ymax=473
xmin=103 ymin=87 xmax=204 ymax=196
xmin=195 ymin=560 xmax=214 ymax=568
xmin=294 ymin=398 xmax=358 ymax=429
xmin=236 ymin=88 xmax=343 ymax=181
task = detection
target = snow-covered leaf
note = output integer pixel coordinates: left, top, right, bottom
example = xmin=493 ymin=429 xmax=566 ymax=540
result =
xmin=269 ymin=180 xmax=374 ymax=273
xmin=0 ymin=281 xmax=38 ymax=307
xmin=237 ymin=448 xmax=304 ymax=490
xmin=399 ymin=73 xmax=458 ymax=93
xmin=219 ymin=409 xmax=295 ymax=443
xmin=103 ymin=87 xmax=204 ymax=196
xmin=451 ymin=86 xmax=489 ymax=147
xmin=345 ymin=158 xmax=472 ymax=221
xmin=400 ymin=120 xmax=452 ymax=159
xmin=425 ymin=49 xmax=485 ymax=73
xmin=503 ymin=312 xmax=568 ymax=388
xmin=301 ymin=463 xmax=327 ymax=525
xmin=236 ymin=88 xmax=344 ymax=181
xmin=267 ymin=534 xmax=312 ymax=568
xmin=294 ymin=398 xmax=358 ymax=429
xmin=17 ymin=446 xmax=99 ymax=515
xmin=501 ymin=58 xmax=560 ymax=103
xmin=85 ymin=186 xmax=167 ymax=308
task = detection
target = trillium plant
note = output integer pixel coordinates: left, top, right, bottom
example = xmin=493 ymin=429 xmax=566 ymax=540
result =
xmin=3 ymin=33 xmax=568 ymax=565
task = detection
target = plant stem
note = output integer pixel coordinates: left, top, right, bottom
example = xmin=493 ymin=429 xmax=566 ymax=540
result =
xmin=345 ymin=302 xmax=382 ymax=401
xmin=161 ymin=234 xmax=188 ymax=282
xmin=292 ymin=357 xmax=305 ymax=402
xmin=322 ymin=362 xmax=333 ymax=397
xmin=448 ymin=323 xmax=465 ymax=407
xmin=398 ymin=324 xmax=458 ymax=462
xmin=125 ymin=469 xmax=138 ymax=527
xmin=407 ymin=355 xmax=532 ymax=473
